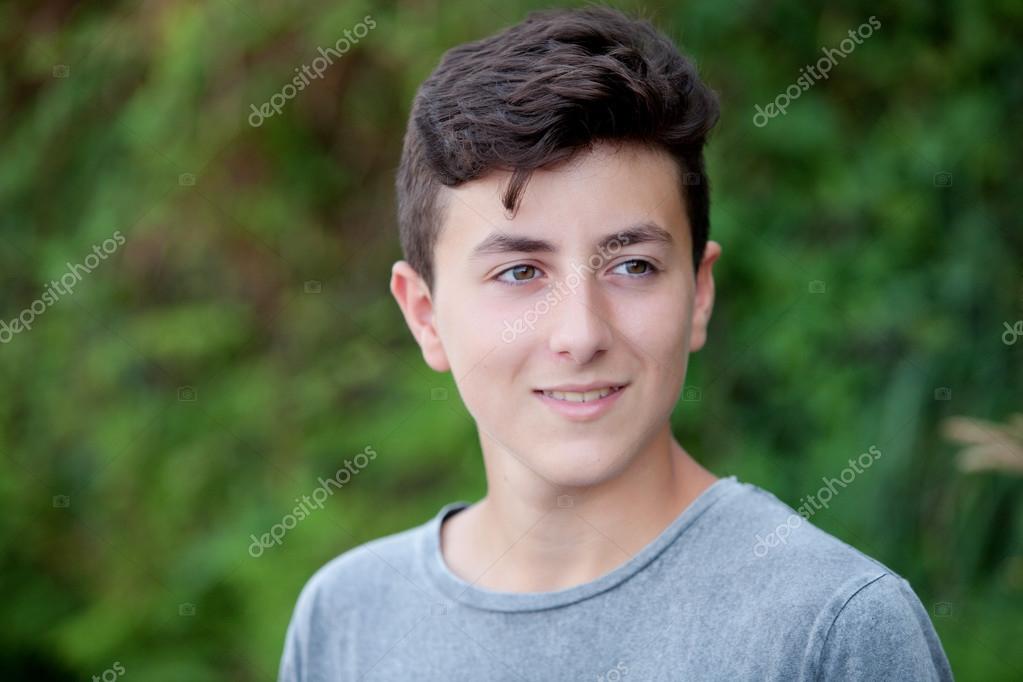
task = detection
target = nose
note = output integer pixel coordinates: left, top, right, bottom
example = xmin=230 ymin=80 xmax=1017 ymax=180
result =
xmin=546 ymin=278 xmax=614 ymax=364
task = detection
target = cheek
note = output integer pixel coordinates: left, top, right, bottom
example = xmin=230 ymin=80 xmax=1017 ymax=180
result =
xmin=436 ymin=293 xmax=532 ymax=408
xmin=437 ymin=320 xmax=483 ymax=378
xmin=439 ymin=290 xmax=521 ymax=360
xmin=612 ymin=292 xmax=691 ymax=423
xmin=613 ymin=288 xmax=692 ymax=362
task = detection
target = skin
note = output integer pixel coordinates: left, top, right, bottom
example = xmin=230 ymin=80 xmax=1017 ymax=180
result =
xmin=390 ymin=141 xmax=721 ymax=592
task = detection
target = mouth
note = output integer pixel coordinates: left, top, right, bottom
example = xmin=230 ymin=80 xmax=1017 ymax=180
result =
xmin=533 ymin=383 xmax=628 ymax=421
xmin=536 ymin=385 xmax=625 ymax=402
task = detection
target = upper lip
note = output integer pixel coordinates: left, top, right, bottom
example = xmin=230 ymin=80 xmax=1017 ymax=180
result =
xmin=536 ymin=382 xmax=627 ymax=392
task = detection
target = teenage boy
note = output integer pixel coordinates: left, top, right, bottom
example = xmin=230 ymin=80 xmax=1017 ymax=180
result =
xmin=279 ymin=7 xmax=953 ymax=680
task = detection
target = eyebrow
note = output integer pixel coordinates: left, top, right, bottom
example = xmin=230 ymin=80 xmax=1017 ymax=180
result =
xmin=470 ymin=221 xmax=674 ymax=258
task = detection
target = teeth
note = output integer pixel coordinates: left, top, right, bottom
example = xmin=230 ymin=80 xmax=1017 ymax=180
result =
xmin=542 ymin=386 xmax=619 ymax=402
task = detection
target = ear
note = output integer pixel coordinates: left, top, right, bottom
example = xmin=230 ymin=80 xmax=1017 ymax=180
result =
xmin=688 ymin=240 xmax=721 ymax=352
xmin=390 ymin=261 xmax=451 ymax=372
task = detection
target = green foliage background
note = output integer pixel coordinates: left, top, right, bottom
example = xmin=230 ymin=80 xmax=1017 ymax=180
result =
xmin=1 ymin=0 xmax=1021 ymax=679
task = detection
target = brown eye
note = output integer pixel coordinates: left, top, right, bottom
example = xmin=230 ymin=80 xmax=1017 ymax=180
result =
xmin=618 ymin=260 xmax=653 ymax=276
xmin=512 ymin=265 xmax=536 ymax=280
xmin=497 ymin=264 xmax=541 ymax=284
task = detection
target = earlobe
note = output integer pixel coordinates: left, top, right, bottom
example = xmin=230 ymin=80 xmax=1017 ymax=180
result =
xmin=389 ymin=261 xmax=451 ymax=372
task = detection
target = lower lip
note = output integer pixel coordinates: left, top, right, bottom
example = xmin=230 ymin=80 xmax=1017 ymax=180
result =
xmin=534 ymin=386 xmax=627 ymax=422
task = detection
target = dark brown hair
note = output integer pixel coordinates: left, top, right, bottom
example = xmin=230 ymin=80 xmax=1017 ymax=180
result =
xmin=396 ymin=5 xmax=720 ymax=290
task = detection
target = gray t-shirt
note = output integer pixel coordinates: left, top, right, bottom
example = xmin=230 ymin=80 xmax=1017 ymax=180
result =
xmin=278 ymin=476 xmax=953 ymax=680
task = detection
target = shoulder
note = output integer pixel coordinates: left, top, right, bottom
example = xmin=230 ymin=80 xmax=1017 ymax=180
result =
xmin=703 ymin=479 xmax=900 ymax=584
xmin=815 ymin=573 xmax=954 ymax=680
xmin=291 ymin=520 xmax=427 ymax=620
xmin=701 ymin=480 xmax=952 ymax=679
xmin=277 ymin=517 xmax=433 ymax=680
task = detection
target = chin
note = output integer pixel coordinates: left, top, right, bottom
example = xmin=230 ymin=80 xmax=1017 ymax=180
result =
xmin=531 ymin=444 xmax=634 ymax=490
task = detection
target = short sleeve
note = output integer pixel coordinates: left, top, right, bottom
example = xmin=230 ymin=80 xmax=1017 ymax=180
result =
xmin=816 ymin=573 xmax=954 ymax=681
xmin=277 ymin=571 xmax=329 ymax=682
xmin=277 ymin=586 xmax=310 ymax=682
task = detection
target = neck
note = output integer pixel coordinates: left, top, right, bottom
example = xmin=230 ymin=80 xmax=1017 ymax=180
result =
xmin=440 ymin=426 xmax=717 ymax=593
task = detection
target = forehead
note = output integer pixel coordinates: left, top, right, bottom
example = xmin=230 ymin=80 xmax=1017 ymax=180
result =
xmin=435 ymin=142 xmax=689 ymax=255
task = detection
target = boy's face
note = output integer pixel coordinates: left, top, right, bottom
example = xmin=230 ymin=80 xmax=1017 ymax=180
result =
xmin=391 ymin=142 xmax=720 ymax=488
